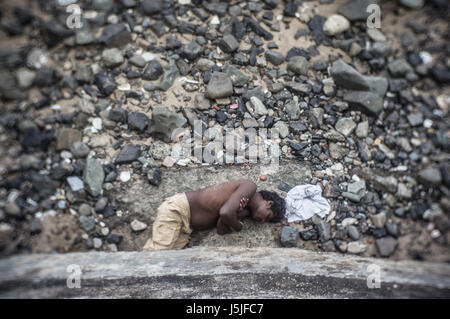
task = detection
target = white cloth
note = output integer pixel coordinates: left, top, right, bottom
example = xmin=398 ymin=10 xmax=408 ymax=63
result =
xmin=284 ymin=184 xmax=331 ymax=222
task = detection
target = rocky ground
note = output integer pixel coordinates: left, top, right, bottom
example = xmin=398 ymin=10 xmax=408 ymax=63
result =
xmin=0 ymin=0 xmax=449 ymax=262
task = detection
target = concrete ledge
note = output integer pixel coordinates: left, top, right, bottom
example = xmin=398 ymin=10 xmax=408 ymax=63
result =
xmin=0 ymin=247 xmax=449 ymax=298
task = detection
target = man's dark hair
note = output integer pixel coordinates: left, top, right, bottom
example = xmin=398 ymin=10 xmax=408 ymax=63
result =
xmin=259 ymin=190 xmax=285 ymax=222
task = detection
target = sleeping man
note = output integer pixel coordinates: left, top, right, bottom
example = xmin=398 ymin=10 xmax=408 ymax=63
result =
xmin=143 ymin=179 xmax=285 ymax=250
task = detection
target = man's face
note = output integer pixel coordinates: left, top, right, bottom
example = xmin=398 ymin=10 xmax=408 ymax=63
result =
xmin=251 ymin=200 xmax=274 ymax=223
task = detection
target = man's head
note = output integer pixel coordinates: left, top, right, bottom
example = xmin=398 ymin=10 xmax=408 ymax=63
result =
xmin=249 ymin=190 xmax=285 ymax=223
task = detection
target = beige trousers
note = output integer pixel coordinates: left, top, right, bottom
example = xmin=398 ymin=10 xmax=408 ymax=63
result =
xmin=143 ymin=193 xmax=192 ymax=251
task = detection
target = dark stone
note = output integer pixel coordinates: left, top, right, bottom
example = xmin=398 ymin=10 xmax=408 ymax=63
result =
xmin=430 ymin=65 xmax=450 ymax=84
xmin=148 ymin=167 xmax=162 ymax=186
xmin=283 ymin=2 xmax=297 ymax=17
xmin=29 ymin=219 xmax=42 ymax=235
xmin=278 ymin=182 xmax=292 ymax=192
xmin=106 ymin=233 xmax=123 ymax=244
xmin=286 ymin=47 xmax=310 ymax=61
xmin=40 ymin=20 xmax=73 ymax=47
xmin=389 ymin=79 xmax=408 ymax=92
xmin=182 ymin=41 xmax=202 ymax=60
xmin=35 ymin=67 xmax=58 ymax=87
xmin=102 ymin=206 xmax=115 ymax=218
xmin=142 ymin=0 xmax=163 ymax=15
xmin=280 ymin=226 xmax=299 ymax=247
xmin=203 ymin=1 xmax=228 ymax=16
xmin=142 ymin=60 xmax=163 ymax=80
xmin=232 ymin=19 xmax=246 ymax=40
xmin=150 ymin=21 xmax=166 ymax=37
xmin=128 ymin=112 xmax=149 ymax=131
xmin=243 ymin=17 xmax=273 ymax=41
xmin=115 ymin=144 xmax=141 ymax=164
xmin=219 ymin=34 xmax=239 ymax=53
xmin=98 ymin=24 xmax=132 ymax=47
xmin=109 ymin=107 xmax=128 ymax=123
xmin=308 ymin=15 xmax=330 ymax=46
xmin=300 ymin=230 xmax=319 ymax=241
xmin=95 ymin=72 xmax=116 ymax=96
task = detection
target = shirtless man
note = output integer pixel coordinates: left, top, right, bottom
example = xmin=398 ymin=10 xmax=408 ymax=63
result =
xmin=143 ymin=179 xmax=285 ymax=251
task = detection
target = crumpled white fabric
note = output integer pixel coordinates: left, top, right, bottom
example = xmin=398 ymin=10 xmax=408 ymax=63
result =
xmin=284 ymin=184 xmax=331 ymax=222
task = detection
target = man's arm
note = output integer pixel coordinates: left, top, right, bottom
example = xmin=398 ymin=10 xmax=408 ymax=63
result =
xmin=218 ymin=180 xmax=257 ymax=233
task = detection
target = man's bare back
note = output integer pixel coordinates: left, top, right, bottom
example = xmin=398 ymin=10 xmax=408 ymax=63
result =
xmin=185 ymin=179 xmax=274 ymax=234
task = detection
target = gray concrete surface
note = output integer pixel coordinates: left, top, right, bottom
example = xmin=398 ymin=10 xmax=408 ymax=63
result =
xmin=0 ymin=247 xmax=449 ymax=298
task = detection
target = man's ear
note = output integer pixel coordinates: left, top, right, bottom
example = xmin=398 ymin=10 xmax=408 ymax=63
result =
xmin=267 ymin=200 xmax=274 ymax=207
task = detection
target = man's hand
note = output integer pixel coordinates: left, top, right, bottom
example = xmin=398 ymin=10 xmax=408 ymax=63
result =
xmin=239 ymin=197 xmax=249 ymax=210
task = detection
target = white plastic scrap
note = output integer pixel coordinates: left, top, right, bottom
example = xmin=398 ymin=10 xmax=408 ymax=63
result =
xmin=284 ymin=184 xmax=331 ymax=222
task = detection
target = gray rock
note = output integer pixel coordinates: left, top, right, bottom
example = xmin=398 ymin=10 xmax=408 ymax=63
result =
xmin=370 ymin=42 xmax=392 ymax=57
xmin=182 ymin=42 xmax=202 ymax=60
xmin=148 ymin=106 xmax=187 ymax=143
xmin=79 ymin=216 xmax=96 ymax=232
xmin=265 ymin=50 xmax=284 ymax=65
xmin=16 ymin=68 xmax=36 ymax=88
xmin=329 ymin=142 xmax=348 ymax=160
xmin=98 ymin=23 xmax=132 ymax=47
xmin=323 ymin=14 xmax=350 ymax=36
xmin=129 ymin=56 xmax=147 ymax=68
xmin=93 ymin=0 xmax=114 ymax=11
xmin=4 ymin=202 xmax=20 ymax=217
xmin=219 ymin=34 xmax=239 ymax=53
xmin=142 ymin=0 xmax=163 ymax=15
xmin=287 ymin=56 xmax=309 ymax=75
xmin=388 ymin=59 xmax=414 ymax=77
xmin=196 ymin=58 xmax=215 ymax=71
xmin=342 ymin=180 xmax=366 ymax=203
xmin=127 ymin=112 xmax=149 ymax=131
xmin=373 ymin=175 xmax=398 ymax=193
xmin=194 ymin=94 xmax=211 ymax=110
xmin=71 ymin=141 xmax=90 ymax=158
xmin=159 ymin=60 xmax=179 ymax=91
xmin=284 ymin=99 xmax=300 ymax=120
xmin=399 ymin=0 xmax=424 ymax=9
xmin=223 ymin=65 xmax=249 ymax=87
xmin=206 ymin=72 xmax=233 ymax=99
xmin=56 ymin=128 xmax=82 ymax=151
xmin=108 ymin=107 xmax=127 ymax=123
xmin=131 ymin=219 xmax=148 ymax=232
xmin=407 ymin=112 xmax=423 ymax=126
xmin=93 ymin=238 xmax=103 ymax=249
xmin=66 ymin=176 xmax=84 ymax=192
xmin=397 ymin=183 xmax=412 ymax=199
xmin=280 ymin=226 xmax=299 ymax=247
xmin=78 ymin=203 xmax=93 ymax=216
xmin=371 ymin=212 xmax=386 ymax=228
xmin=331 ymin=59 xmax=387 ymax=97
xmin=335 ymin=118 xmax=356 ymax=137
xmin=273 ymin=121 xmax=289 ymax=139
xmin=317 ymin=221 xmax=331 ymax=242
xmin=418 ymin=167 xmax=442 ymax=186
xmin=376 ymin=236 xmax=398 ymax=257
xmin=347 ymin=225 xmax=360 ymax=240
xmin=344 ymin=91 xmax=383 ymax=116
xmin=115 ymin=144 xmax=141 ymax=164
xmin=102 ymin=48 xmax=124 ymax=67
xmin=338 ymin=0 xmax=378 ymax=21
xmin=142 ymin=60 xmax=163 ymax=80
xmin=75 ymin=22 xmax=95 ymax=45
xmin=83 ymin=157 xmax=105 ymax=197
xmin=20 ymin=154 xmax=41 ymax=170
xmin=386 ymin=222 xmax=398 ymax=237
xmin=355 ymin=121 xmax=369 ymax=138
xmin=249 ymin=96 xmax=268 ymax=117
